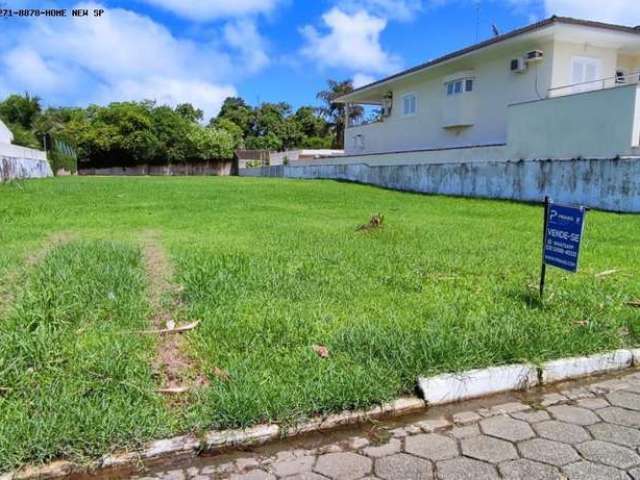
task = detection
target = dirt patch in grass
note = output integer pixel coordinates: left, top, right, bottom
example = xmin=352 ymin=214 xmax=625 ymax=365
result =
xmin=140 ymin=231 xmax=206 ymax=394
xmin=26 ymin=231 xmax=76 ymax=267
xmin=0 ymin=269 xmax=18 ymax=317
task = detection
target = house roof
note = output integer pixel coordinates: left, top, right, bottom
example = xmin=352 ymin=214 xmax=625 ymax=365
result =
xmin=335 ymin=16 xmax=640 ymax=103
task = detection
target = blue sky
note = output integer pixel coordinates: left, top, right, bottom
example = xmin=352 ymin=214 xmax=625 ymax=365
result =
xmin=2 ymin=0 xmax=639 ymax=121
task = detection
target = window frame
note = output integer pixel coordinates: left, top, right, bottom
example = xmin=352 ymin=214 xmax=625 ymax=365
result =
xmin=444 ymin=75 xmax=475 ymax=97
xmin=400 ymin=92 xmax=418 ymax=117
xmin=570 ymin=56 xmax=602 ymax=93
xmin=351 ymin=134 xmax=365 ymax=151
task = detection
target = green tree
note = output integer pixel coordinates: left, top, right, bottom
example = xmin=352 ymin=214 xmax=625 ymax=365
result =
xmin=214 ymin=97 xmax=254 ymax=137
xmin=245 ymin=133 xmax=283 ymax=151
xmin=212 ymin=117 xmax=244 ymax=149
xmin=316 ymin=80 xmax=363 ymax=149
xmin=301 ymin=136 xmax=333 ymax=149
xmin=175 ymin=103 xmax=204 ymax=123
xmin=294 ymin=106 xmax=328 ymax=139
xmin=150 ymin=105 xmax=193 ymax=164
xmin=0 ymin=93 xmax=42 ymax=130
xmin=75 ymin=102 xmax=160 ymax=167
xmin=275 ymin=117 xmax=304 ymax=150
xmin=252 ymin=102 xmax=290 ymax=138
xmin=186 ymin=125 xmax=235 ymax=160
xmin=33 ymin=107 xmax=86 ymax=147
xmin=6 ymin=123 xmax=40 ymax=148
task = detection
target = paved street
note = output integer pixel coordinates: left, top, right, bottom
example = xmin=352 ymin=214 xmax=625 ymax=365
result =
xmin=131 ymin=370 xmax=640 ymax=480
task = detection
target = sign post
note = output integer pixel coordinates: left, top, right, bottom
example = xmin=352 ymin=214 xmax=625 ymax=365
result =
xmin=540 ymin=197 xmax=587 ymax=299
xmin=539 ymin=196 xmax=550 ymax=298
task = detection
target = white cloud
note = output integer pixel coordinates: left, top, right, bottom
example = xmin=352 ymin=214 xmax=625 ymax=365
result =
xmin=224 ymin=19 xmax=270 ymax=74
xmin=0 ymin=2 xmax=258 ymax=119
xmin=140 ymin=0 xmax=281 ymax=21
xmin=2 ymin=48 xmax=68 ymax=94
xmin=98 ymin=78 xmax=236 ymax=119
xmin=353 ymin=73 xmax=377 ymax=88
xmin=339 ymin=0 xmax=424 ymax=21
xmin=542 ymin=0 xmax=640 ymax=25
xmin=301 ymin=8 xmax=401 ymax=75
xmin=426 ymin=0 xmax=640 ymax=28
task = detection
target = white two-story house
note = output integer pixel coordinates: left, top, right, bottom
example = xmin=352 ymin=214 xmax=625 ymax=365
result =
xmin=336 ymin=16 xmax=640 ymax=162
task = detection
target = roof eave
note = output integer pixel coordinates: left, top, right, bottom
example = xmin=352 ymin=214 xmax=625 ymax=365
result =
xmin=335 ymin=15 xmax=640 ymax=104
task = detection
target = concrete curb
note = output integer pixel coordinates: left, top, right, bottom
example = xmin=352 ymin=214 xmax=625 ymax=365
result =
xmin=6 ymin=349 xmax=640 ymax=479
xmin=417 ymin=349 xmax=638 ymax=406
xmin=3 ymin=398 xmax=426 ymax=480
xmin=541 ymin=349 xmax=633 ymax=384
xmin=418 ymin=364 xmax=539 ymax=405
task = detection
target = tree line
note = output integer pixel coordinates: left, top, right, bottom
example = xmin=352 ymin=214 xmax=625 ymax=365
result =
xmin=0 ymin=80 xmax=361 ymax=169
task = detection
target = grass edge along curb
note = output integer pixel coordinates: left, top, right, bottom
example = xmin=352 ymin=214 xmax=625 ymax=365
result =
xmin=6 ymin=348 xmax=640 ymax=480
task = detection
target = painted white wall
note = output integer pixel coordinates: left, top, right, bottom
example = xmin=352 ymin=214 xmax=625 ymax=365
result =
xmin=618 ymin=54 xmax=640 ymax=75
xmin=0 ymin=122 xmax=52 ymax=180
xmin=269 ymin=149 xmax=344 ymax=165
xmin=0 ymin=143 xmax=48 ymax=161
xmin=0 ymin=119 xmax=14 ymax=144
xmin=549 ymin=42 xmax=618 ymax=95
xmin=344 ymin=33 xmax=640 ymax=160
xmin=345 ymin=39 xmax=554 ymax=155
xmin=290 ymin=145 xmax=508 ymax=167
xmin=507 ymin=84 xmax=640 ymax=159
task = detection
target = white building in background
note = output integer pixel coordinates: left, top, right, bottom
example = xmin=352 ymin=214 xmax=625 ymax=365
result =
xmin=0 ymin=119 xmax=52 ymax=180
xmin=336 ymin=16 xmax=640 ymax=163
xmin=0 ymin=118 xmax=14 ymax=144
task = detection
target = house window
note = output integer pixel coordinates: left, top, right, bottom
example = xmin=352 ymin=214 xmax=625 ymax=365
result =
xmin=401 ymin=93 xmax=417 ymax=116
xmin=570 ymin=56 xmax=601 ymax=93
xmin=465 ymin=79 xmax=474 ymax=92
xmin=445 ymin=76 xmax=474 ymax=96
xmin=352 ymin=134 xmax=365 ymax=151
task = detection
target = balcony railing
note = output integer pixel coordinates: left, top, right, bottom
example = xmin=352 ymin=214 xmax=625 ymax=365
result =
xmin=347 ymin=116 xmax=384 ymax=128
xmin=549 ymin=71 xmax=640 ymax=97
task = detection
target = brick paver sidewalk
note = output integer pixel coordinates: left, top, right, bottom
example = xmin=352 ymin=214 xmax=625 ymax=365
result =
xmin=133 ymin=371 xmax=640 ymax=480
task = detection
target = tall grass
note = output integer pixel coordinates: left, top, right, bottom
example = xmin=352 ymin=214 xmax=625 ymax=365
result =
xmin=0 ymin=241 xmax=171 ymax=470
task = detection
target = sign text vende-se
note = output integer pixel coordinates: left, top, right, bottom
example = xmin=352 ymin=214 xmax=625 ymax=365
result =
xmin=543 ymin=203 xmax=586 ymax=273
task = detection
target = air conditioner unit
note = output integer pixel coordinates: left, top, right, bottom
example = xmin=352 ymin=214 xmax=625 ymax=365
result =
xmin=526 ymin=50 xmax=544 ymax=62
xmin=510 ymin=57 xmax=527 ymax=73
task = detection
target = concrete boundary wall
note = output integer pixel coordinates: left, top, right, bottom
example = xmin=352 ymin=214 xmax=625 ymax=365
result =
xmin=240 ymin=157 xmax=640 ymax=213
xmin=0 ymin=143 xmax=52 ymax=180
xmin=290 ymin=145 xmax=508 ymax=167
xmin=79 ymin=160 xmax=235 ymax=177
xmin=1 ymin=156 xmax=52 ymax=180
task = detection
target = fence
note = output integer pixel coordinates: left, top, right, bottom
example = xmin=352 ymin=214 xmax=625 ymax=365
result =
xmin=0 ymin=144 xmax=52 ymax=180
xmin=240 ymin=157 xmax=640 ymax=213
xmin=79 ymin=159 xmax=235 ymax=177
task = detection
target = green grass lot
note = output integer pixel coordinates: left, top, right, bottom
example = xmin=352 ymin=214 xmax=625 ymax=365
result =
xmin=1 ymin=176 xmax=639 ymax=470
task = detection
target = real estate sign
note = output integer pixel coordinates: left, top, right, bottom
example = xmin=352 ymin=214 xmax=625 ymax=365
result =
xmin=543 ymin=202 xmax=586 ymax=273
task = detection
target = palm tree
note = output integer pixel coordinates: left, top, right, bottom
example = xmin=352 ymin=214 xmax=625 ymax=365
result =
xmin=316 ymin=80 xmax=363 ymax=149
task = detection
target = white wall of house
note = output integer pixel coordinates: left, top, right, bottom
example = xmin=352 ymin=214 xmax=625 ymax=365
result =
xmin=343 ymin=24 xmax=640 ymax=160
xmin=549 ymin=42 xmax=618 ymax=93
xmin=618 ymin=53 xmax=640 ymax=74
xmin=346 ymin=39 xmax=555 ymax=156
xmin=0 ymin=119 xmax=53 ymax=180
xmin=508 ymin=84 xmax=640 ymax=159
xmin=0 ymin=119 xmax=14 ymax=144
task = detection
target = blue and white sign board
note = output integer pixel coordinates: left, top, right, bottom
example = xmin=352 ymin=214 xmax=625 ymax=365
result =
xmin=543 ymin=203 xmax=586 ymax=273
